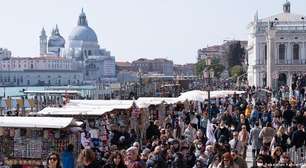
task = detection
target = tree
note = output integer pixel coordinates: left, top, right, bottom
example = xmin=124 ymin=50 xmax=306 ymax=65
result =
xmin=230 ymin=65 xmax=243 ymax=77
xmin=196 ymin=58 xmax=225 ymax=78
xmin=227 ymin=41 xmax=245 ymax=68
xmin=196 ymin=59 xmax=206 ymax=76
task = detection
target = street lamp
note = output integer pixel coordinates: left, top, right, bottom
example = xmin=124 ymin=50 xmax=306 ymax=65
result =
xmin=203 ymin=58 xmax=214 ymax=120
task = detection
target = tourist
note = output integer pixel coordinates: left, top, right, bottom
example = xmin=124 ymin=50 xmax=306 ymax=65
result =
xmin=270 ymin=126 xmax=289 ymax=151
xmin=291 ymin=123 xmax=306 ymax=149
xmin=229 ymin=131 xmax=243 ymax=156
xmin=217 ymin=152 xmax=239 ymax=168
xmin=238 ymin=125 xmax=249 ymax=159
xmin=271 ymin=146 xmax=282 ymax=164
xmin=47 ymin=152 xmax=61 ymax=168
xmin=125 ymin=147 xmax=143 ymax=168
xmin=249 ymin=121 xmax=261 ymax=167
xmin=61 ymin=144 xmax=75 ymax=168
xmin=103 ymin=151 xmax=127 ymax=168
xmin=230 ymin=149 xmax=247 ymax=168
xmin=77 ymin=149 xmax=102 ymax=168
xmin=259 ymin=122 xmax=275 ymax=148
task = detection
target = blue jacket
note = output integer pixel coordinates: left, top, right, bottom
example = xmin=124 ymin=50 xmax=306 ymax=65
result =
xmin=61 ymin=150 xmax=74 ymax=168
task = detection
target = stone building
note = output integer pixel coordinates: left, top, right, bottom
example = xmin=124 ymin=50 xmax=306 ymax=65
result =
xmin=132 ymin=58 xmax=174 ymax=76
xmin=247 ymin=1 xmax=306 ymax=89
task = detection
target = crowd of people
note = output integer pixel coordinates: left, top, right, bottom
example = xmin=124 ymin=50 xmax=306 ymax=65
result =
xmin=46 ymin=86 xmax=306 ymax=168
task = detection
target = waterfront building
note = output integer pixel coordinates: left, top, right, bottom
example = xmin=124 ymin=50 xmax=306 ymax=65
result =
xmin=0 ymin=56 xmax=83 ymax=86
xmin=247 ymin=1 xmax=306 ymax=89
xmin=131 ymin=58 xmax=174 ymax=76
xmin=66 ymin=9 xmax=116 ymax=82
xmin=0 ymin=9 xmax=116 ymax=86
xmin=198 ymin=40 xmax=247 ymax=70
xmin=173 ymin=64 xmax=195 ymax=76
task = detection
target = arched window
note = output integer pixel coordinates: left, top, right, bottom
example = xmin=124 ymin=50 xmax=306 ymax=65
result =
xmin=279 ymin=44 xmax=285 ymax=60
xmin=293 ymin=44 xmax=299 ymax=60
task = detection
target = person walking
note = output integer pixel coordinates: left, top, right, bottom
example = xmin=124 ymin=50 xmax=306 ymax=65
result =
xmin=61 ymin=144 xmax=75 ymax=168
xmin=259 ymin=122 xmax=275 ymax=148
xmin=238 ymin=125 xmax=249 ymax=159
xmin=249 ymin=121 xmax=261 ymax=167
xmin=229 ymin=131 xmax=244 ymax=157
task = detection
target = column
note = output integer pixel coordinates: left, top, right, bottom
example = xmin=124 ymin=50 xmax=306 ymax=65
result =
xmin=275 ymin=43 xmax=278 ymax=64
xmin=288 ymin=72 xmax=292 ymax=96
xmin=266 ymin=29 xmax=276 ymax=89
xmin=302 ymin=42 xmax=305 ymax=64
xmin=287 ymin=42 xmax=292 ymax=64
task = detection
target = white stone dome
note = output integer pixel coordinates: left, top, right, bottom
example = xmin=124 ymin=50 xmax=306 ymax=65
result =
xmin=69 ymin=25 xmax=98 ymax=42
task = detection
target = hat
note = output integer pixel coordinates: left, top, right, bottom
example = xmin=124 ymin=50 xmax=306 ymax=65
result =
xmin=223 ymin=152 xmax=233 ymax=161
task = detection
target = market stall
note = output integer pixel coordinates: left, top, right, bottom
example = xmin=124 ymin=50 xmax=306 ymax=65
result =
xmin=0 ymin=117 xmax=82 ymax=167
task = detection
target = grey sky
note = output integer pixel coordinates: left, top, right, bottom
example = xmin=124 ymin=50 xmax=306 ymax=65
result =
xmin=0 ymin=0 xmax=305 ymax=64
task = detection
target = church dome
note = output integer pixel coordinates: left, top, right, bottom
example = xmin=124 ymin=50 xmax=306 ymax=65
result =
xmin=48 ymin=25 xmax=65 ymax=47
xmin=68 ymin=9 xmax=98 ymax=42
xmin=69 ymin=26 xmax=98 ymax=42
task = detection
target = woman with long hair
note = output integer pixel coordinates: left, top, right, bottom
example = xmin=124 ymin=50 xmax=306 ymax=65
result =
xmin=270 ymin=126 xmax=289 ymax=151
xmin=104 ymin=151 xmax=127 ymax=168
xmin=47 ymin=152 xmax=61 ymax=168
xmin=77 ymin=149 xmax=102 ymax=168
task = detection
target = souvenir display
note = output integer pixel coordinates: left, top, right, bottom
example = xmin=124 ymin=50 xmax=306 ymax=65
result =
xmin=0 ymin=127 xmax=80 ymax=167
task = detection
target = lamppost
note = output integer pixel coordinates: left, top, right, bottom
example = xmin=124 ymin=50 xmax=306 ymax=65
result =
xmin=203 ymin=58 xmax=214 ymax=120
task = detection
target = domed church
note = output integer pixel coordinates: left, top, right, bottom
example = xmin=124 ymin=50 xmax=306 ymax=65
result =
xmin=66 ymin=9 xmax=116 ymax=82
xmin=39 ymin=9 xmax=116 ymax=83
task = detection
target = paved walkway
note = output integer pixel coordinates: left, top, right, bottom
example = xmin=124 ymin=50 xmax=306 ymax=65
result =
xmin=246 ymin=145 xmax=253 ymax=167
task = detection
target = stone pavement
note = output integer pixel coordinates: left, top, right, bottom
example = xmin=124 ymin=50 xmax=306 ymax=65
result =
xmin=246 ymin=145 xmax=253 ymax=168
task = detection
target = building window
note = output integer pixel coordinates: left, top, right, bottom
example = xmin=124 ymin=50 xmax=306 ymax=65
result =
xmin=88 ymin=50 xmax=92 ymax=56
xmin=27 ymin=80 xmax=30 ymax=85
xmin=293 ymin=44 xmax=299 ymax=60
xmin=279 ymin=44 xmax=285 ymax=60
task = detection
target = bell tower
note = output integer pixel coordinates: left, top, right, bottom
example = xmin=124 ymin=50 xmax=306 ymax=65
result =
xmin=40 ymin=27 xmax=47 ymax=56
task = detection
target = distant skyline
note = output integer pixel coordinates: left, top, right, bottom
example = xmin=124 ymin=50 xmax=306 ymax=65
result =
xmin=0 ymin=0 xmax=305 ymax=64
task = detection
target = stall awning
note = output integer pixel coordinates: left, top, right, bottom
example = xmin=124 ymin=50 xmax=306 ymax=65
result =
xmin=137 ymin=97 xmax=179 ymax=108
xmin=34 ymin=106 xmax=115 ymax=116
xmin=66 ymin=100 xmax=134 ymax=109
xmin=177 ymin=90 xmax=246 ymax=102
xmin=0 ymin=117 xmax=82 ymax=129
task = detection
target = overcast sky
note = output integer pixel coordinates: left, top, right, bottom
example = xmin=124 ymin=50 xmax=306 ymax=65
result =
xmin=0 ymin=0 xmax=305 ymax=64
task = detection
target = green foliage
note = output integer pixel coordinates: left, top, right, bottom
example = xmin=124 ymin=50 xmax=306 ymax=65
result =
xmin=196 ymin=58 xmax=225 ymax=78
xmin=227 ymin=42 xmax=245 ymax=68
xmin=196 ymin=60 xmax=206 ymax=76
xmin=230 ymin=65 xmax=243 ymax=77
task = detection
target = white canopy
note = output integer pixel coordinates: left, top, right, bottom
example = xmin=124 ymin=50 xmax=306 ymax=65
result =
xmin=177 ymin=90 xmax=208 ymax=102
xmin=178 ymin=90 xmax=246 ymax=102
xmin=0 ymin=117 xmax=81 ymax=129
xmin=137 ymin=97 xmax=179 ymax=108
xmin=66 ymin=100 xmax=134 ymax=109
xmin=35 ymin=106 xmax=115 ymax=116
xmin=210 ymin=90 xmax=246 ymax=98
